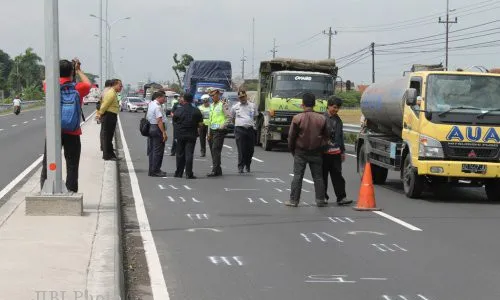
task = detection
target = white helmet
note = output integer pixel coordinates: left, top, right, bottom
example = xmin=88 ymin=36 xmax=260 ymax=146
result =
xmin=201 ymin=94 xmax=210 ymax=101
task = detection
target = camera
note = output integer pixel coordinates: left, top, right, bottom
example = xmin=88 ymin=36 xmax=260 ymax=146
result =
xmin=71 ymin=58 xmax=81 ymax=82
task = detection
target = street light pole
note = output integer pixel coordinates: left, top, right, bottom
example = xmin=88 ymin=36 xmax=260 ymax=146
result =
xmin=105 ymin=0 xmax=108 ymax=79
xmin=99 ymin=0 xmax=102 ymax=87
xmin=42 ymin=0 xmax=63 ymax=194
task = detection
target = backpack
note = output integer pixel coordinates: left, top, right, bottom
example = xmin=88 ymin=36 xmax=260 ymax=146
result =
xmin=60 ymin=82 xmax=82 ymax=131
xmin=139 ymin=103 xmax=150 ymax=137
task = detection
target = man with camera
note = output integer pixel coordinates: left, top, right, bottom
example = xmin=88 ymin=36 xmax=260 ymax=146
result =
xmin=40 ymin=58 xmax=91 ymax=193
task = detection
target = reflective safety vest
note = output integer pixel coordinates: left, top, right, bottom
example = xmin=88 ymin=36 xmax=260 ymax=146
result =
xmin=209 ymin=101 xmax=227 ymax=130
xmin=199 ymin=105 xmax=211 ymax=126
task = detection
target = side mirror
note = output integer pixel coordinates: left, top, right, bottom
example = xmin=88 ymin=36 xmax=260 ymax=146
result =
xmin=405 ymin=88 xmax=418 ymax=106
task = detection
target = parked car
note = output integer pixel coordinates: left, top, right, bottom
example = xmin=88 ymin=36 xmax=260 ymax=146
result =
xmin=123 ymin=97 xmax=148 ymax=112
xmin=222 ymin=91 xmax=239 ymax=136
xmin=83 ymin=86 xmax=100 ymax=105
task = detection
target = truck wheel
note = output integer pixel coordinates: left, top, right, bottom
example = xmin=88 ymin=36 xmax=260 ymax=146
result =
xmin=485 ymin=180 xmax=500 ymax=201
xmin=372 ymin=166 xmax=388 ymax=185
xmin=262 ymin=127 xmax=273 ymax=151
xmin=357 ymin=143 xmax=367 ymax=178
xmin=402 ymin=155 xmax=424 ymax=198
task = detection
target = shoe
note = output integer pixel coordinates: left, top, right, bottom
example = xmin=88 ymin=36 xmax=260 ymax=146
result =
xmin=316 ymin=202 xmax=327 ymax=207
xmin=207 ymin=172 xmax=222 ymax=177
xmin=337 ymin=198 xmax=353 ymax=206
xmin=103 ymin=157 xmax=118 ymax=161
xmin=238 ymin=168 xmax=244 ymax=174
xmin=174 ymin=173 xmax=183 ymax=178
xmin=284 ymin=200 xmax=298 ymax=207
xmin=186 ymin=175 xmax=197 ymax=179
xmin=245 ymin=165 xmax=251 ymax=172
xmin=200 ymin=152 xmax=206 ymax=157
xmin=150 ymin=171 xmax=167 ymax=177
xmin=170 ymin=153 xmax=175 ymax=156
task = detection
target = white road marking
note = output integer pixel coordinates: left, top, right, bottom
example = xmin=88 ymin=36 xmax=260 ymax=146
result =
xmin=179 ymin=197 xmax=187 ymax=203
xmin=158 ymin=184 xmax=166 ymax=190
xmin=274 ymin=188 xmax=283 ymax=192
xmin=259 ymin=198 xmax=268 ymax=203
xmin=224 ymin=188 xmax=259 ymax=191
xmin=208 ymin=256 xmax=243 ymax=266
xmin=372 ymin=243 xmax=407 ymax=252
xmin=417 ymin=295 xmax=430 ymax=300
xmin=232 ymin=256 xmax=244 ymax=266
xmin=0 ymin=155 xmax=43 ymax=202
xmin=321 ymin=232 xmax=344 ymax=243
xmin=346 ymin=153 xmax=357 ymax=158
xmin=247 ymin=197 xmax=254 ymax=203
xmin=11 ymin=124 xmax=17 ymax=127
xmin=252 ymin=157 xmax=263 ymax=162
xmin=312 ymin=233 xmax=327 ymax=242
xmin=183 ymin=185 xmax=191 ymax=190
xmin=392 ymin=244 xmax=408 ymax=252
xmin=23 ymin=121 xmax=28 ymax=124
xmin=300 ymin=233 xmax=311 ymax=242
xmin=382 ymin=296 xmax=391 ymax=300
xmin=169 ymin=185 xmax=178 ymax=190
xmin=168 ymin=196 xmax=175 ymax=202
xmin=187 ymin=228 xmax=221 ymax=232
xmin=275 ymin=199 xmax=283 ymax=204
xmin=256 ymin=177 xmax=285 ymax=183
xmin=372 ymin=244 xmax=388 ymax=252
xmin=32 ymin=118 xmax=37 ymax=121
xmin=399 ymin=296 xmax=409 ymax=300
xmin=347 ymin=231 xmax=385 ymax=236
xmin=0 ymin=129 xmax=3 ymax=132
xmin=373 ymin=211 xmax=423 ymax=231
xmin=289 ymin=174 xmax=313 ymax=184
xmin=329 ymin=217 xmax=355 ymax=223
xmin=117 ymin=116 xmax=171 ymax=299
xmin=192 ymin=197 xmax=201 ymax=203
xmin=360 ymin=278 xmax=387 ymax=281
xmin=223 ymin=144 xmax=232 ymax=149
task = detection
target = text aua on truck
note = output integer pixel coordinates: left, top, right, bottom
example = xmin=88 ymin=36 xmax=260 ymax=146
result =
xmin=255 ymin=58 xmax=338 ymax=151
xmin=356 ymin=67 xmax=500 ymax=201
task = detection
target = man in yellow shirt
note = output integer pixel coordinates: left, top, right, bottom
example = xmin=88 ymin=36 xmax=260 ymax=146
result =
xmin=97 ymin=79 xmax=122 ymax=160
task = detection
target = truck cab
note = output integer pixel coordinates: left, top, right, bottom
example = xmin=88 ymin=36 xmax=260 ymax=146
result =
xmin=193 ymin=82 xmax=227 ymax=105
xmin=256 ymin=58 xmax=337 ymax=151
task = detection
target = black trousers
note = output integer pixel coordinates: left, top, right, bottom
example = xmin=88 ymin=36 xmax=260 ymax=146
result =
xmin=322 ymin=154 xmax=347 ymax=201
xmin=147 ymin=125 xmax=165 ymax=174
xmin=210 ymin=129 xmax=226 ymax=174
xmin=101 ymin=112 xmax=117 ymax=159
xmin=175 ymin=137 xmax=196 ymax=177
xmin=235 ymin=126 xmax=255 ymax=169
xmin=170 ymin=125 xmax=177 ymax=155
xmin=290 ymin=151 xmax=325 ymax=204
xmin=199 ymin=125 xmax=208 ymax=155
xmin=40 ymin=134 xmax=81 ymax=193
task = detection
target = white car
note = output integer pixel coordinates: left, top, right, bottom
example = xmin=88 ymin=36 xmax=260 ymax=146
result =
xmin=124 ymin=97 xmax=148 ymax=112
xmin=83 ymin=87 xmax=100 ymax=105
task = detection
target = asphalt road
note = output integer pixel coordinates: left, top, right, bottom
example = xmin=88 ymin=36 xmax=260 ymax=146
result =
xmin=0 ymin=105 xmax=95 ymax=198
xmin=119 ymin=110 xmax=500 ymax=300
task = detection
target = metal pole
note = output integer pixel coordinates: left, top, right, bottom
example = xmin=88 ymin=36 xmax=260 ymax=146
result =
xmin=105 ymin=0 xmax=108 ymax=79
xmin=252 ymin=17 xmax=255 ymax=79
xmin=371 ymin=42 xmax=375 ymax=83
xmin=445 ymin=0 xmax=449 ymax=70
xmin=42 ymin=0 xmax=63 ymax=194
xmin=99 ymin=0 xmax=103 ymax=87
xmin=328 ymin=27 xmax=332 ymax=59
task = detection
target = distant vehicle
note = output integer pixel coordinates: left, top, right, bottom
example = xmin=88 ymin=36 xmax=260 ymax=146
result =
xmin=222 ymin=91 xmax=239 ymax=135
xmin=123 ymin=97 xmax=147 ymax=112
xmin=164 ymin=91 xmax=180 ymax=116
xmin=83 ymin=86 xmax=100 ymax=105
xmin=183 ymin=60 xmax=232 ymax=104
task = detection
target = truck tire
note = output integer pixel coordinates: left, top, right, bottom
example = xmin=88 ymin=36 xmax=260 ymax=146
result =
xmin=402 ymin=155 xmax=424 ymax=198
xmin=357 ymin=143 xmax=387 ymax=184
xmin=485 ymin=180 xmax=500 ymax=201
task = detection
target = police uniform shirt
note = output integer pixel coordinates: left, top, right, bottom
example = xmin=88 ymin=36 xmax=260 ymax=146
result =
xmin=231 ymin=101 xmax=258 ymax=128
xmin=147 ymin=100 xmax=167 ymax=126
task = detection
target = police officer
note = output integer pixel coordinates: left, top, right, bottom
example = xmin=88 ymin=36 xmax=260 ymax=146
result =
xmin=231 ymin=90 xmax=258 ymax=173
xmin=173 ymin=93 xmax=203 ymax=179
xmin=207 ymin=88 xmax=231 ymax=177
xmin=198 ymin=94 xmax=211 ymax=157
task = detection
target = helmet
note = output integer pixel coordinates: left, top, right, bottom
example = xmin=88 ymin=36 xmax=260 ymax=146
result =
xmin=201 ymin=94 xmax=210 ymax=101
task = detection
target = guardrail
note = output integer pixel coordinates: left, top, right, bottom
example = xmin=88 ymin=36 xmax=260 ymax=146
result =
xmin=0 ymin=100 xmax=44 ymax=111
xmin=343 ymin=123 xmax=361 ymax=133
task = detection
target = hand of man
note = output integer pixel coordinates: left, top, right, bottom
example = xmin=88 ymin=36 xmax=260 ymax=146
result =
xmin=162 ymin=132 xmax=168 ymax=143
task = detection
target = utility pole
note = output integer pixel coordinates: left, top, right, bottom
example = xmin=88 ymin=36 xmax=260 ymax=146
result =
xmin=270 ymin=38 xmax=278 ymax=58
xmin=439 ymin=0 xmax=457 ymax=70
xmin=322 ymin=27 xmax=337 ymax=59
xmin=105 ymin=0 xmax=108 ymax=79
xmin=252 ymin=17 xmax=255 ymax=78
xmin=99 ymin=0 xmax=103 ymax=87
xmin=241 ymin=49 xmax=246 ymax=80
xmin=371 ymin=42 xmax=375 ymax=83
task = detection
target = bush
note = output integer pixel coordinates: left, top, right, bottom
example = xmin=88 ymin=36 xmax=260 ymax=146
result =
xmin=336 ymin=90 xmax=361 ymax=107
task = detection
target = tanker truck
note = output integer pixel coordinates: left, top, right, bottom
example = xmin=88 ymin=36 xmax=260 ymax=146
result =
xmin=356 ymin=69 xmax=500 ymax=201
xmin=256 ymin=58 xmax=338 ymax=151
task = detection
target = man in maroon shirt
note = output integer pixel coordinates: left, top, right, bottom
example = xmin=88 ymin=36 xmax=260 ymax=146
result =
xmin=40 ymin=59 xmax=91 ymax=192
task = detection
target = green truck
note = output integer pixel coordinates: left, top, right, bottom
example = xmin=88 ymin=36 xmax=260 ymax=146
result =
xmin=255 ymin=58 xmax=338 ymax=151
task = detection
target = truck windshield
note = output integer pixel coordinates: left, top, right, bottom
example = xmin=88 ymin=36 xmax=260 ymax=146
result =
xmin=426 ymin=74 xmax=500 ymax=112
xmin=272 ymin=74 xmax=333 ymax=99
xmin=197 ymin=86 xmax=226 ymax=94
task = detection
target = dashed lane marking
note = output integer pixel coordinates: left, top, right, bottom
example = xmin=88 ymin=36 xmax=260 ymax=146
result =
xmin=289 ymin=174 xmax=314 ymax=184
xmin=223 ymin=144 xmax=232 ymax=149
xmin=373 ymin=211 xmax=423 ymax=231
xmin=252 ymin=157 xmax=264 ymax=162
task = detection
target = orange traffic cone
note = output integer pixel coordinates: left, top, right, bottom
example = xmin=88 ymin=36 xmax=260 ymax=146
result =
xmin=353 ymin=162 xmax=381 ymax=211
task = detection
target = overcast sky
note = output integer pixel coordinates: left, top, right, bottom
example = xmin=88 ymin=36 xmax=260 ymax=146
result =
xmin=1 ymin=0 xmax=499 ymax=88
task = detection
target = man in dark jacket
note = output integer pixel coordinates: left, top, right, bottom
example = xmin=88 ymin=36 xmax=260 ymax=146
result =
xmin=323 ymin=96 xmax=352 ymax=206
xmin=286 ymin=92 xmax=329 ymax=207
xmin=173 ymin=93 xmax=203 ymax=179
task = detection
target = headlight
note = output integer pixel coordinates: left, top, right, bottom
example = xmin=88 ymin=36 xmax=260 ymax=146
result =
xmin=419 ymin=135 xmax=444 ymax=158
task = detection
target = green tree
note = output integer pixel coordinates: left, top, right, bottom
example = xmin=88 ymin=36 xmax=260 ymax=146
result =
xmin=84 ymin=72 xmax=99 ymax=85
xmin=172 ymin=53 xmax=194 ymax=87
xmin=335 ymin=90 xmax=361 ymax=107
xmin=0 ymin=49 xmax=13 ymax=95
xmin=7 ymin=48 xmax=44 ymax=94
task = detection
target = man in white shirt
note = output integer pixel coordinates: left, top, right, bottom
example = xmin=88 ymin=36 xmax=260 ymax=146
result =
xmin=146 ymin=91 xmax=168 ymax=177
xmin=230 ymin=90 xmax=258 ymax=173
xmin=12 ymin=95 xmax=21 ymax=114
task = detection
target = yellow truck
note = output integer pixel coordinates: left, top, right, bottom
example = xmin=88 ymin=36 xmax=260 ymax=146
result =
xmin=356 ymin=68 xmax=500 ymax=201
xmin=255 ymin=58 xmax=337 ymax=151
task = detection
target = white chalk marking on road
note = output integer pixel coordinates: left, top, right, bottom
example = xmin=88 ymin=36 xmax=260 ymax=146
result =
xmin=225 ymin=188 xmax=259 ymax=191
xmin=158 ymin=184 xmax=166 ymax=190
xmin=192 ymin=197 xmax=201 ymax=203
xmin=208 ymin=256 xmax=242 ymax=266
xmin=305 ymin=275 xmax=356 ymax=283
xmin=360 ymin=278 xmax=387 ymax=281
xmin=187 ymin=228 xmax=221 ymax=232
xmin=372 ymin=244 xmax=388 ymax=252
xmin=312 ymin=233 xmax=327 ymax=242
xmin=346 ymin=153 xmax=357 ymax=158
xmin=275 ymin=199 xmax=283 ymax=204
xmin=194 ymin=158 xmax=207 ymax=161
xmin=179 ymin=197 xmax=187 ymax=203
xmin=300 ymin=233 xmax=311 ymax=242
xmin=252 ymin=157 xmax=264 ymax=162
xmin=321 ymin=232 xmax=344 ymax=243
xmin=257 ymin=177 xmax=285 ymax=183
xmin=259 ymin=198 xmax=268 ymax=203
xmin=329 ymin=217 xmax=355 ymax=223
xmin=399 ymin=296 xmax=409 ymax=300
xmin=373 ymin=211 xmax=422 ymax=231
xmin=11 ymin=124 xmax=17 ymax=127
xmin=118 ymin=116 xmax=171 ymax=299
xmin=417 ymin=295 xmax=430 ymax=300
xmin=232 ymin=256 xmax=244 ymax=266
xmin=169 ymin=185 xmax=178 ymax=190
xmin=302 ymin=202 xmax=311 ymax=207
xmin=223 ymin=144 xmax=232 ymax=149
xmin=32 ymin=118 xmax=37 ymax=121
xmin=23 ymin=121 xmax=28 ymax=124
xmin=183 ymin=185 xmax=191 ymax=190
xmin=382 ymin=296 xmax=391 ymax=300
xmin=347 ymin=231 xmax=385 ymax=236
xmin=289 ymin=174 xmax=313 ymax=184
xmin=168 ymin=196 xmax=175 ymax=202
xmin=275 ymin=188 xmax=283 ymax=192
xmin=187 ymin=213 xmax=209 ymax=220
xmin=0 ymin=129 xmax=3 ymax=132
xmin=247 ymin=197 xmax=254 ymax=203
xmin=392 ymin=244 xmax=408 ymax=252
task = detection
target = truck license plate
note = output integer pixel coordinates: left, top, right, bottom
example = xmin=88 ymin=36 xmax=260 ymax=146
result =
xmin=461 ymin=164 xmax=487 ymax=174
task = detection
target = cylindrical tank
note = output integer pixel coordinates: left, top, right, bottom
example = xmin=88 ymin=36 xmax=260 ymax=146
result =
xmin=360 ymin=76 xmax=409 ymax=136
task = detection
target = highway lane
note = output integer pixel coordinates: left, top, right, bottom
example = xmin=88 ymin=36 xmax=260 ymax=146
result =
xmin=119 ymin=111 xmax=500 ymax=300
xmin=0 ymin=105 xmax=96 ymax=202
